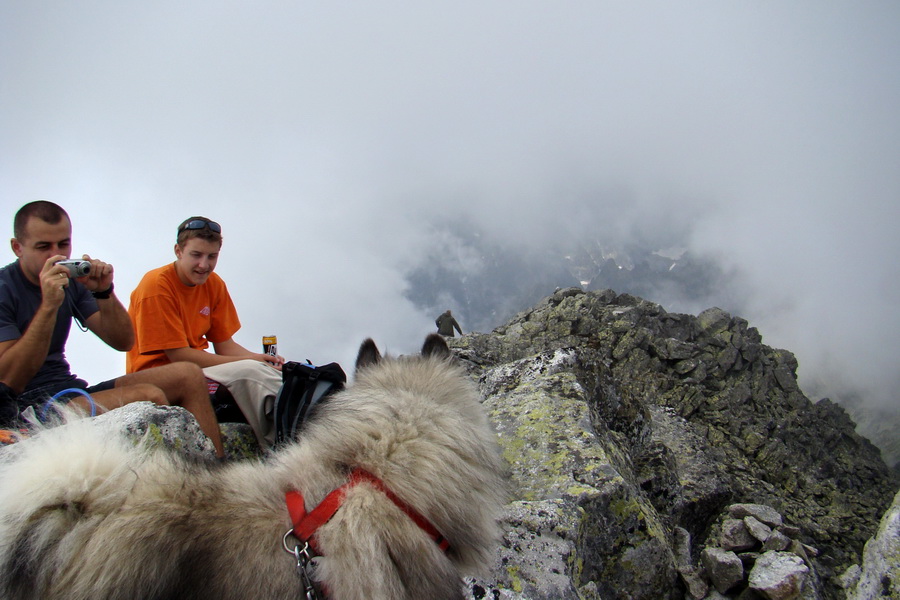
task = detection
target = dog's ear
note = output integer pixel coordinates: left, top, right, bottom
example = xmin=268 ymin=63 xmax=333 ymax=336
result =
xmin=356 ymin=338 xmax=382 ymax=371
xmin=421 ymin=333 xmax=451 ymax=360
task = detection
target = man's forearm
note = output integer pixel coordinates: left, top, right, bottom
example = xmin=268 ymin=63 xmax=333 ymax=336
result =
xmin=211 ymin=338 xmax=255 ymax=357
xmin=89 ymin=293 xmax=135 ymax=351
xmin=211 ymin=339 xmax=284 ymax=369
xmin=0 ymin=305 xmax=57 ymax=393
xmin=163 ymin=346 xmax=247 ymax=368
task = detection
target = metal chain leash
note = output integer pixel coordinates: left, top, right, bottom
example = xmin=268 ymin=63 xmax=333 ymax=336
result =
xmin=283 ymin=530 xmax=322 ymax=600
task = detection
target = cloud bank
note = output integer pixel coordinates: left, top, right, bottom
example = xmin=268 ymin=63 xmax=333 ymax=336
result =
xmin=2 ymin=2 xmax=898 ymax=410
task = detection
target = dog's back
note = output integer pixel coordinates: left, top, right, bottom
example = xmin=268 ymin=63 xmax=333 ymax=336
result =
xmin=0 ymin=335 xmax=506 ymax=600
xmin=0 ymin=413 xmax=161 ymax=599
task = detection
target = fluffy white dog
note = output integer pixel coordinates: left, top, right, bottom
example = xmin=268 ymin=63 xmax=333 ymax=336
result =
xmin=0 ymin=334 xmax=506 ymax=600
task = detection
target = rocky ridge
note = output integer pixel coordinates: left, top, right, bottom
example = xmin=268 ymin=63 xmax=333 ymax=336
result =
xmin=5 ymin=287 xmax=897 ymax=599
xmin=451 ymin=288 xmax=897 ymax=599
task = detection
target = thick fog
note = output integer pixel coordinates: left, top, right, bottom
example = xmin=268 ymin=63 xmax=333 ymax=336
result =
xmin=2 ymin=2 xmax=898 ymax=411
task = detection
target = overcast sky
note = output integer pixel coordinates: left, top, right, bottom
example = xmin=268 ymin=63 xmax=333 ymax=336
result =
xmin=2 ymin=2 xmax=898 ymax=409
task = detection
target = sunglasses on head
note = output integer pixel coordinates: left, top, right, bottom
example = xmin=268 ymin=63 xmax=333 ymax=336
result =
xmin=179 ymin=219 xmax=221 ymax=233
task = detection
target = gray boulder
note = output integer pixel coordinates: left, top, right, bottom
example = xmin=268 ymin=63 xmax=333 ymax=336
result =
xmin=730 ymin=504 xmax=784 ymax=529
xmin=76 ymin=401 xmax=259 ymax=461
xmin=473 ymin=349 xmax=680 ymax=599
xmin=93 ymin=401 xmax=216 ymax=457
xmin=748 ymin=551 xmax=809 ymax=600
xmin=702 ymin=547 xmax=744 ymax=594
xmin=843 ymin=488 xmax=900 ymax=599
xmin=721 ymin=518 xmax=759 ymax=552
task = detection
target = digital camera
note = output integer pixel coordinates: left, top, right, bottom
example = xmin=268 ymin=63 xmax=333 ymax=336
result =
xmin=57 ymin=259 xmax=91 ymax=278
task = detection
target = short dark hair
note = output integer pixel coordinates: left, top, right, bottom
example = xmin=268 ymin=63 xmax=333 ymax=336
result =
xmin=13 ymin=201 xmax=70 ymax=240
xmin=176 ymin=216 xmax=222 ymax=246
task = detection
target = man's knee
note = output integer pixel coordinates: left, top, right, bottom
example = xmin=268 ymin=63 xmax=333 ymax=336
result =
xmin=163 ymin=361 xmax=205 ymax=381
xmin=154 ymin=362 xmax=206 ymax=393
xmin=127 ymin=383 xmax=168 ymax=405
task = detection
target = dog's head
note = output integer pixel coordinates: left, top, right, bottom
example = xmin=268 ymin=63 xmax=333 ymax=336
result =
xmin=295 ymin=332 xmax=504 ymax=581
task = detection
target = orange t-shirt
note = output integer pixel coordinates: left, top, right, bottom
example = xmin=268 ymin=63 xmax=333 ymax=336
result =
xmin=126 ymin=263 xmax=241 ymax=372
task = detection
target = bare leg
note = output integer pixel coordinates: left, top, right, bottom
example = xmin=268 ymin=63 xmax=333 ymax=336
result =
xmin=97 ymin=362 xmax=224 ymax=458
xmin=88 ymin=383 xmax=169 ymax=410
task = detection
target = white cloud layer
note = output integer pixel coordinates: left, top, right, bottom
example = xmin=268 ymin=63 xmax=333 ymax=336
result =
xmin=2 ymin=2 xmax=898 ymax=408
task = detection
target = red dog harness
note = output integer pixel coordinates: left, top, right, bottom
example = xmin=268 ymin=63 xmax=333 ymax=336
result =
xmin=283 ymin=468 xmax=452 ymax=599
xmin=284 ymin=467 xmax=451 ymax=555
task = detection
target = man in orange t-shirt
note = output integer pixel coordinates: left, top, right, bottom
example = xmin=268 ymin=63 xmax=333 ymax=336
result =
xmin=127 ymin=217 xmax=284 ymax=447
xmin=126 ymin=261 xmax=241 ymax=372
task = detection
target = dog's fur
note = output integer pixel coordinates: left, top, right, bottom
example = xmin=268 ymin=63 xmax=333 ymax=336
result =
xmin=0 ymin=334 xmax=505 ymax=600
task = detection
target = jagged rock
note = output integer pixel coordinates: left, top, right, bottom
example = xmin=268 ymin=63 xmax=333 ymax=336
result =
xmin=838 ymin=564 xmax=861 ymax=594
xmin=673 ymin=526 xmax=693 ymax=570
xmin=748 ymin=551 xmax=809 ymax=600
xmin=799 ymin=542 xmax=818 ymax=558
xmin=468 ymin=500 xmax=581 ymax=600
xmin=702 ymin=547 xmax=745 ymax=593
xmin=649 ymin=337 xmax=696 ymax=360
xmin=780 ymin=525 xmax=801 ymax=539
xmin=698 ymin=307 xmax=732 ymax=334
xmin=453 ymin=287 xmax=896 ymax=599
xmin=479 ymin=350 xmax=680 ymax=599
xmin=841 ymin=399 xmax=900 ymax=471
xmin=481 ymin=350 xmax=611 ymax=502
xmin=763 ymin=529 xmax=791 ymax=552
xmin=745 ymin=515 xmax=774 ymax=544
xmin=465 ymin=579 xmax=528 ymax=600
xmin=844 ymin=488 xmax=900 ymax=599
xmin=93 ymin=401 xmax=217 ymax=458
xmin=681 ymin=566 xmax=710 ymax=599
xmin=721 ymin=518 xmax=759 ymax=552
xmin=739 ymin=552 xmax=761 ymax=569
xmin=674 ymin=527 xmax=711 ymax=599
xmin=730 ymin=504 xmax=785 ymax=529
xmin=61 ymin=402 xmax=260 ymax=461
xmin=219 ymin=422 xmax=264 ymax=459
xmin=639 ymin=405 xmax=732 ymax=539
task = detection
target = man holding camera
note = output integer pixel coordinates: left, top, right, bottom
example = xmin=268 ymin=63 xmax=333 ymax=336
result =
xmin=0 ymin=201 xmax=224 ymax=457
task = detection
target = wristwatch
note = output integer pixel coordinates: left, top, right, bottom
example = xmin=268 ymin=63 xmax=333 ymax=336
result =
xmin=92 ymin=282 xmax=114 ymax=299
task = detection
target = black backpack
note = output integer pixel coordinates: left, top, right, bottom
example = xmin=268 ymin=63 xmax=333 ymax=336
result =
xmin=273 ymin=361 xmax=347 ymax=446
xmin=0 ymin=383 xmax=19 ymax=429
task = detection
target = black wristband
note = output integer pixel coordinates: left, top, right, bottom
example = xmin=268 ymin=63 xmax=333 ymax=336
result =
xmin=92 ymin=282 xmax=114 ymax=299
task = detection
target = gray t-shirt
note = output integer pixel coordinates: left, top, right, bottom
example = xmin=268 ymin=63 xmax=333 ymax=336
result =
xmin=0 ymin=260 xmax=99 ymax=393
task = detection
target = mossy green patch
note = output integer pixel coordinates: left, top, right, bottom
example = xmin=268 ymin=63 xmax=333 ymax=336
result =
xmin=505 ymin=565 xmax=524 ymax=593
xmin=490 ymin=372 xmax=614 ymax=501
xmin=145 ymin=423 xmax=183 ymax=452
